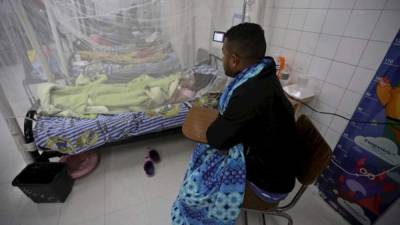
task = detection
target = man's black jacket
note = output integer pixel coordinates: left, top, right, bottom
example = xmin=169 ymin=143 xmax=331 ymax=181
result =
xmin=206 ymin=57 xmax=299 ymax=193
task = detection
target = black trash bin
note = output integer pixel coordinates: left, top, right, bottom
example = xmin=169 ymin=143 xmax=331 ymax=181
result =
xmin=12 ymin=162 xmax=74 ymax=203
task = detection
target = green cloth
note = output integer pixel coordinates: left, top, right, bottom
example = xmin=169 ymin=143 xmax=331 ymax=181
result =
xmin=38 ymin=73 xmax=181 ymax=117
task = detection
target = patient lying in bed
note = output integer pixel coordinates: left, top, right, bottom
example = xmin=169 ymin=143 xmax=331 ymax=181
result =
xmin=37 ymin=73 xmax=191 ymax=117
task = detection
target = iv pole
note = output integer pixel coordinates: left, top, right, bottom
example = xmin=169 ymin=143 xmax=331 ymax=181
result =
xmin=242 ymin=0 xmax=248 ymax=23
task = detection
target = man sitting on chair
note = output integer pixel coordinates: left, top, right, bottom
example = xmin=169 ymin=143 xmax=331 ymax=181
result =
xmin=206 ymin=23 xmax=299 ymax=203
xmin=172 ymin=23 xmax=299 ymax=225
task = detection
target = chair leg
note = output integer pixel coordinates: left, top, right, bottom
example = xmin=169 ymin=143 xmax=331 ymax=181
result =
xmin=243 ymin=210 xmax=248 ymax=225
xmin=262 ymin=213 xmax=267 ymax=225
xmin=263 ymin=211 xmax=293 ymax=225
xmin=243 ymin=210 xmax=269 ymax=225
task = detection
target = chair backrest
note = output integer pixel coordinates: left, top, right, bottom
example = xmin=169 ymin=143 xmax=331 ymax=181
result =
xmin=182 ymin=106 xmax=219 ymax=143
xmin=295 ymin=115 xmax=332 ymax=185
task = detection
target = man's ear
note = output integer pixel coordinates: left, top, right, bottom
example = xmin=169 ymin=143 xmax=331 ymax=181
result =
xmin=232 ymin=54 xmax=240 ymax=67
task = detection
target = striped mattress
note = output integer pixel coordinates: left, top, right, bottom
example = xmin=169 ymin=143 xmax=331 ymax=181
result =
xmin=33 ymin=103 xmax=189 ymax=155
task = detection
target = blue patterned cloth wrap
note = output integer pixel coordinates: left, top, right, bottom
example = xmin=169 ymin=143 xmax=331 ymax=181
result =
xmin=171 ymin=58 xmax=271 ymax=225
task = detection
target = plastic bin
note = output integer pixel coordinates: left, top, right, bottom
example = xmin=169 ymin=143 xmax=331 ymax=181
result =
xmin=12 ymin=162 xmax=74 ymax=203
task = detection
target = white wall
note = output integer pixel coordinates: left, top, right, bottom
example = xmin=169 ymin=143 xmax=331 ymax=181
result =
xmin=195 ymin=0 xmax=248 ymax=56
xmin=194 ymin=0 xmax=270 ymax=60
xmin=264 ymin=0 xmax=400 ymax=149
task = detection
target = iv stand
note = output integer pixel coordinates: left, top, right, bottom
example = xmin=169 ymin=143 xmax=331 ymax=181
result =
xmin=242 ymin=0 xmax=249 ymax=23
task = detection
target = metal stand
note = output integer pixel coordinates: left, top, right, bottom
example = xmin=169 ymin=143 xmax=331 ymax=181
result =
xmin=242 ymin=0 xmax=249 ymax=23
xmin=0 ymin=84 xmax=34 ymax=164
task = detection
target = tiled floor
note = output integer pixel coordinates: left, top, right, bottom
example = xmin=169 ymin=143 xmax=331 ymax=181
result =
xmin=0 ymin=114 xmax=351 ymax=225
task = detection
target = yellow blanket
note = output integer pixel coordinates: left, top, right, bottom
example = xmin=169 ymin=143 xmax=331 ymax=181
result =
xmin=38 ymin=73 xmax=181 ymax=118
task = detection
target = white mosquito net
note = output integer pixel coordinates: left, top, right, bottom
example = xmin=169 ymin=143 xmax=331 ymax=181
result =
xmin=0 ymin=0 xmax=208 ymax=119
xmin=0 ymin=0 xmax=267 ymax=120
xmin=0 ymin=0 xmax=269 ymax=160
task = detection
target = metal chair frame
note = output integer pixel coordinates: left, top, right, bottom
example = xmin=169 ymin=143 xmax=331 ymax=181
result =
xmin=242 ymin=114 xmax=331 ymax=225
xmin=242 ymin=185 xmax=308 ymax=225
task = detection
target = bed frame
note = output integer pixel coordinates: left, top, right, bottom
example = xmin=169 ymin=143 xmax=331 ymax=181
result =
xmin=24 ymin=49 xmax=223 ymax=162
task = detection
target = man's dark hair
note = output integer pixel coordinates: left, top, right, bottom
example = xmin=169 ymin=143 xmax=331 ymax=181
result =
xmin=224 ymin=23 xmax=266 ymax=60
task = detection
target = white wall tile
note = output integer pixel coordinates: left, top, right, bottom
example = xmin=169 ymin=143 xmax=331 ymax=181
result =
xmin=298 ymin=104 xmax=314 ymax=116
xmin=322 ymin=10 xmax=351 ymax=35
xmin=281 ymin=48 xmax=297 ymax=66
xmin=313 ymin=101 xmax=337 ymax=126
xmin=271 ymin=8 xmax=279 ymax=26
xmin=329 ymin=0 xmax=356 ymax=9
xmin=292 ymin=70 xmax=310 ymax=86
xmin=269 ymin=45 xmax=282 ymax=57
xmin=338 ymin=90 xmax=362 ymax=115
xmin=293 ymin=0 xmax=311 ymax=8
xmin=326 ymin=62 xmax=356 ymax=88
xmin=264 ymin=27 xmax=273 ymax=45
xmin=288 ymin=9 xmax=308 ymax=30
xmin=297 ymin=32 xmax=319 ymax=53
xmin=310 ymin=0 xmax=331 ymax=8
xmin=276 ymin=0 xmax=295 ymax=8
xmin=319 ymin=82 xmax=346 ymax=107
xmin=271 ymin=28 xmax=287 ymax=46
xmin=260 ymin=0 xmax=400 ymax=149
xmin=335 ymin=37 xmax=368 ymax=65
xmin=293 ymin=52 xmax=313 ymax=73
xmin=306 ymin=77 xmax=325 ymax=94
xmin=344 ymin=10 xmax=381 ymax=39
xmin=266 ymin=0 xmax=275 ymax=8
xmin=385 ymin=0 xmax=400 ymax=9
xmin=311 ymin=118 xmax=329 ymax=134
xmin=359 ymin=41 xmax=390 ymax=70
xmin=274 ymin=9 xmax=292 ymax=28
xmin=308 ymin=56 xmax=332 ymax=80
xmin=354 ymin=0 xmax=387 ymax=9
xmin=324 ymin=128 xmax=341 ymax=149
xmin=264 ymin=8 xmax=274 ymax=26
xmin=329 ymin=111 xmax=350 ymax=134
xmin=348 ymin=67 xmax=376 ymax=94
xmin=371 ymin=10 xmax=400 ymax=42
xmin=303 ymin=9 xmax=328 ymax=32
xmin=284 ymin=30 xmax=302 ymax=49
xmin=315 ymin=34 xmax=341 ymax=59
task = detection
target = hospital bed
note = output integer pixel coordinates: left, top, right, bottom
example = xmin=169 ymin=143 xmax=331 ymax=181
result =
xmin=6 ymin=0 xmax=225 ymax=161
xmin=24 ymin=50 xmax=226 ymax=161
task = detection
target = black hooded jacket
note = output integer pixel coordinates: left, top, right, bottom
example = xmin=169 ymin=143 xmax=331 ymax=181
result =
xmin=206 ymin=57 xmax=299 ymax=193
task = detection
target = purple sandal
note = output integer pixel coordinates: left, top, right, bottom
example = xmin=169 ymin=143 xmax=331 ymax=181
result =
xmin=143 ymin=157 xmax=155 ymax=177
xmin=148 ymin=147 xmax=161 ymax=163
xmin=143 ymin=147 xmax=161 ymax=177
